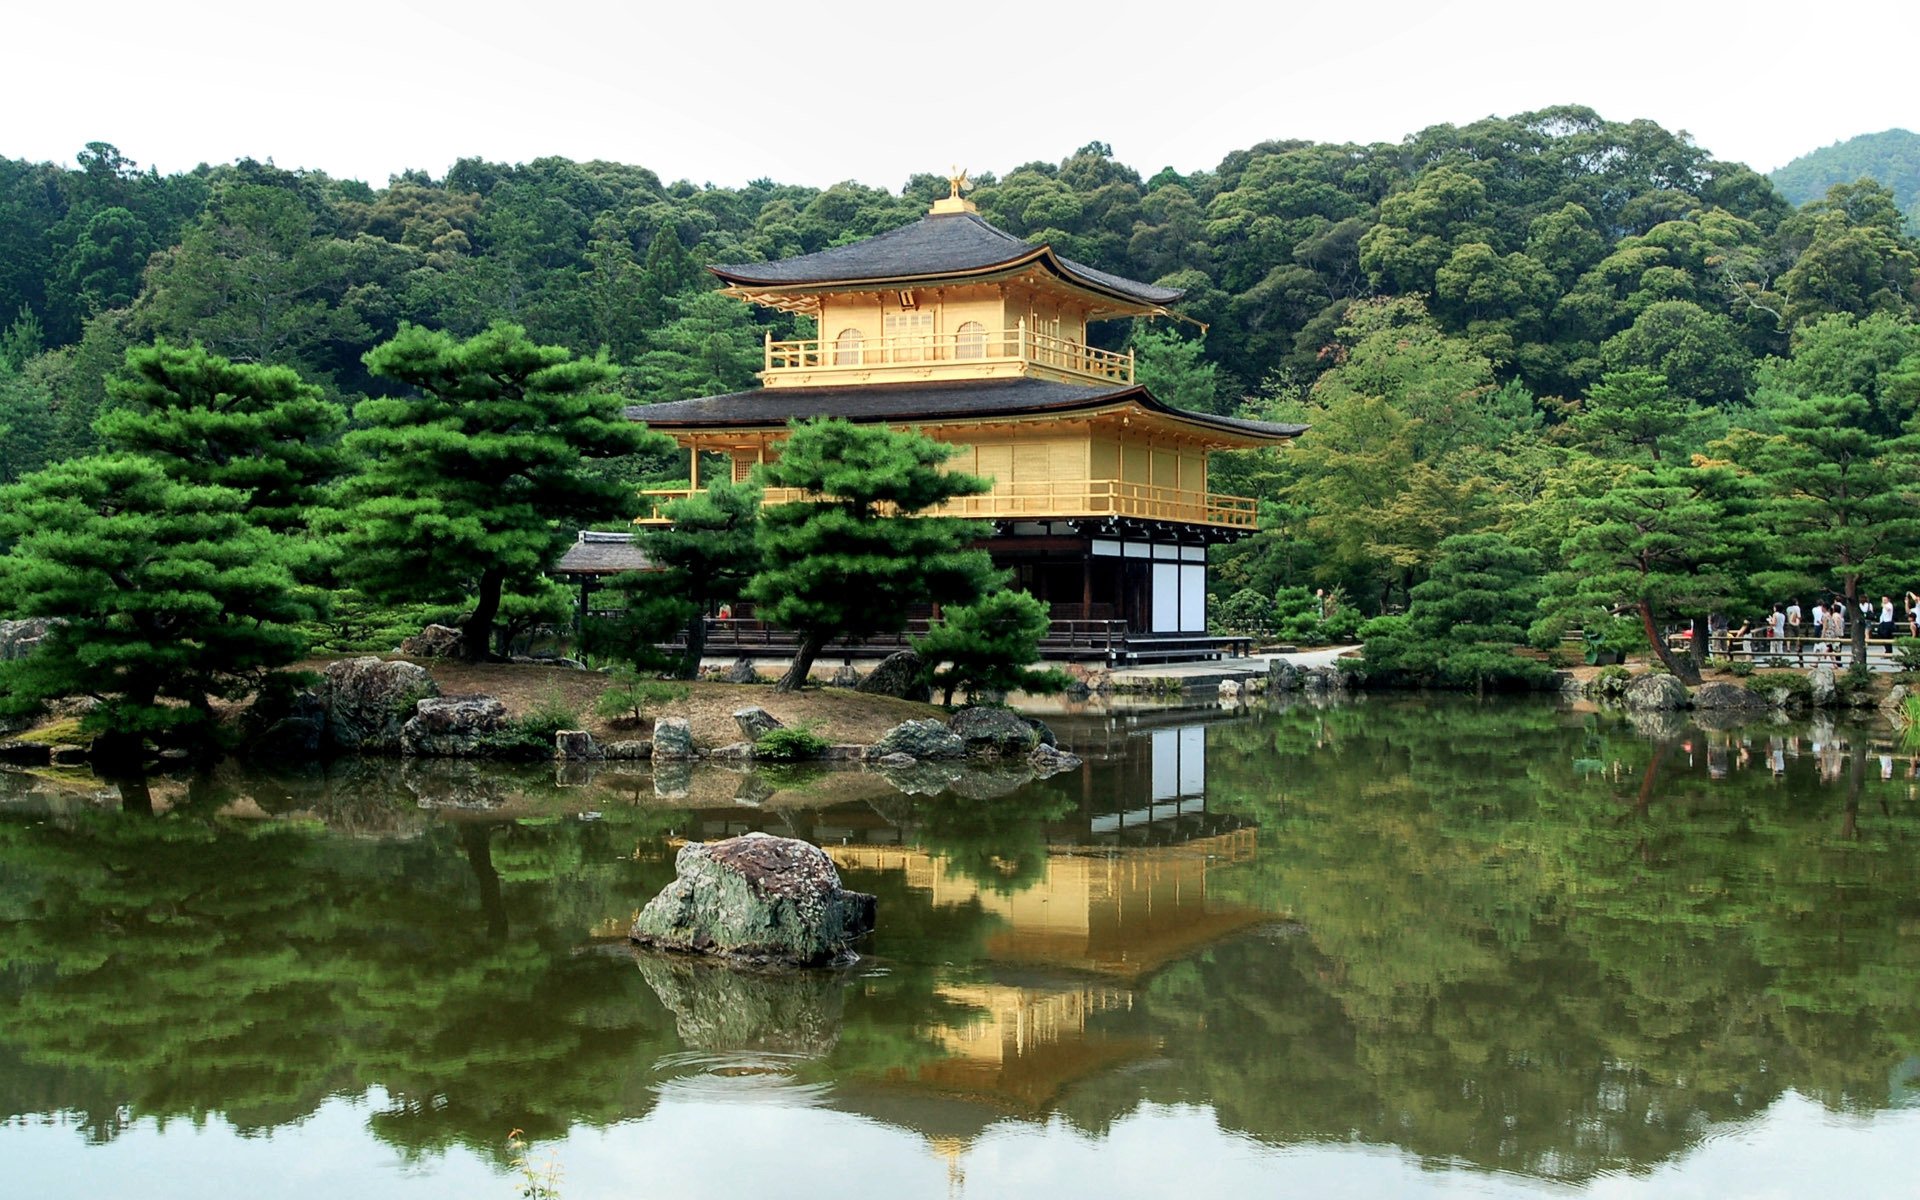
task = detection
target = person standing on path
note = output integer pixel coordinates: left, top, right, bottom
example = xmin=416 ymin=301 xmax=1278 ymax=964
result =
xmin=1770 ymin=604 xmax=1787 ymax=655
xmin=1787 ymin=599 xmax=1804 ymax=664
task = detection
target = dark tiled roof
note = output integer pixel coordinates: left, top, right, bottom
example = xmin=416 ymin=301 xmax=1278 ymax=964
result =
xmin=554 ymin=531 xmax=654 ymax=576
xmin=625 ymin=378 xmax=1305 ymax=441
xmin=711 ymin=212 xmax=1183 ymax=307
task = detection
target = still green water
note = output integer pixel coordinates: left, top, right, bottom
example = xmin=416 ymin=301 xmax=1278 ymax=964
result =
xmin=2 ymin=696 xmax=1918 ymax=1199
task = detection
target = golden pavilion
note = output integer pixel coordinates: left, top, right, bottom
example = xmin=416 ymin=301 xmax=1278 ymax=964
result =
xmin=626 ymin=174 xmax=1303 ymax=662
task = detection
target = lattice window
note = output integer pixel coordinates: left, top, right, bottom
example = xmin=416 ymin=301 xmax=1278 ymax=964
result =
xmin=833 ymin=328 xmax=863 ymax=365
xmin=885 ymin=311 xmax=932 ymax=362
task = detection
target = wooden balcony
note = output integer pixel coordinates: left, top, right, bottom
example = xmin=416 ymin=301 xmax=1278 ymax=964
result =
xmin=637 ymin=480 xmax=1258 ymax=529
xmin=760 ymin=323 xmax=1134 ymax=387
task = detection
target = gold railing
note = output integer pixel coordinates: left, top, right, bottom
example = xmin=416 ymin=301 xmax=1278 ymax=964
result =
xmin=763 ymin=322 xmax=1134 ymax=384
xmin=637 ymin=480 xmax=1257 ymax=528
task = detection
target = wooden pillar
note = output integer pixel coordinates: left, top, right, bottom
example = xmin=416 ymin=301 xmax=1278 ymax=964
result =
xmin=689 ymin=442 xmax=700 ymax=490
xmin=1081 ymin=556 xmax=1092 ymax=620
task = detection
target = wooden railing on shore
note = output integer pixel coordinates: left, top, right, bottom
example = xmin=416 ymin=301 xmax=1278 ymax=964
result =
xmin=1683 ymin=632 xmax=1912 ymax=671
xmin=642 ymin=616 xmax=1243 ymax=664
xmin=763 ymin=323 xmax=1134 ymax=384
xmin=637 ymin=480 xmax=1258 ymax=528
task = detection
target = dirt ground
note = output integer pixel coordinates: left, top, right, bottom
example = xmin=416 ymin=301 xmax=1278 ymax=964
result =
xmin=366 ymin=658 xmax=944 ymax=746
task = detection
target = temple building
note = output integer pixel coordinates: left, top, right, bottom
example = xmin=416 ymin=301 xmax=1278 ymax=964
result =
xmin=630 ymin=175 xmax=1303 ymax=662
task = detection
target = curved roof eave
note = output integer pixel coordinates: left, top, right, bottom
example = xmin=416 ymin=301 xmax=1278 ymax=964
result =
xmin=709 ymin=213 xmax=1184 ymax=308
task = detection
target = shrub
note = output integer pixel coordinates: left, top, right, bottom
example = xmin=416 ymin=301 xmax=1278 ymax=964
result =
xmin=1589 ymin=665 xmax=1632 ymax=700
xmin=595 ymin=670 xmax=688 ymax=728
xmin=754 ymin=726 xmax=830 ymax=761
xmin=1894 ymin=637 xmax=1920 ymax=673
xmin=1212 ymin=587 xmax=1276 ymax=635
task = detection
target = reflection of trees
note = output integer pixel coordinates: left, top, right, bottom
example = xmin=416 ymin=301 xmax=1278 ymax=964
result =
xmin=7 ymin=699 xmax=1919 ymax=1183
xmin=0 ymin=790 xmax=681 ymax=1160
xmin=1138 ymin=698 xmax=1920 ymax=1181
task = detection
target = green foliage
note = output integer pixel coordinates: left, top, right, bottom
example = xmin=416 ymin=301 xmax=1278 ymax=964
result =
xmin=1362 ymin=532 xmax=1552 ymax=691
xmin=1131 ymin=325 xmax=1221 ymax=414
xmin=332 ymin=322 xmax=668 ymax=662
xmin=0 ymin=455 xmax=313 ymax=752
xmin=1894 ymin=636 xmax=1920 ymax=673
xmin=753 ymin=726 xmax=831 ymax=761
xmin=1772 ymin=129 xmax=1920 ymax=224
xmin=747 ymin=418 xmax=999 ymax=690
xmin=592 ymin=671 xmax=686 ymax=727
xmin=1542 ymin=460 xmax=1750 ymax=681
xmin=1213 ymin=586 xmax=1276 ymax=634
xmin=911 ymin=590 xmax=1073 ymax=706
xmin=95 ymin=340 xmax=346 ymax=535
xmin=641 ymin=478 xmax=762 ymax=677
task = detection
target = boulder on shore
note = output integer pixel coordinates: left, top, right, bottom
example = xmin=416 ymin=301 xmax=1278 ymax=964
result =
xmin=401 ymin=695 xmax=510 ymax=756
xmin=1622 ymin=673 xmax=1689 ymax=712
xmin=946 ymin=706 xmax=1040 ymax=757
xmin=398 ymin=624 xmax=464 ymax=659
xmin=324 ymin=658 xmax=440 ymax=753
xmin=652 ymin=717 xmax=696 ymax=760
xmin=555 ymin=729 xmax=604 ymax=761
xmin=723 ymin=658 xmax=761 ymax=685
xmin=630 ymin=832 xmax=876 ymax=966
xmin=1808 ymin=664 xmax=1837 ymax=707
xmin=870 ymin=719 xmax=965 ymax=761
xmin=853 ymin=650 xmax=931 ymax=701
xmin=1692 ymin=681 xmax=1769 ymax=712
xmin=733 ymin=706 xmax=784 ymax=740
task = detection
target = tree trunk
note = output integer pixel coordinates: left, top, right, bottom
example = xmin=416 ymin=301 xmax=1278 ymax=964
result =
xmin=1847 ymin=581 xmax=1867 ymax=670
xmin=677 ymin=609 xmax=707 ymax=680
xmin=775 ymin=633 xmax=824 ymax=692
xmin=463 ymin=566 xmax=506 ymax=662
xmin=1689 ymin=614 xmax=1709 ymax=674
xmin=460 ymin=822 xmax=509 ymax=941
xmin=1639 ymin=598 xmax=1700 ymax=685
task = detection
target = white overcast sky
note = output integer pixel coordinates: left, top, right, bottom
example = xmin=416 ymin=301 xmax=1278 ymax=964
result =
xmin=4 ymin=0 xmax=1913 ymax=190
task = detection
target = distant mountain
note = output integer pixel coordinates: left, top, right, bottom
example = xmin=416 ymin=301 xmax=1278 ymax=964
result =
xmin=1770 ymin=129 xmax=1920 ymax=225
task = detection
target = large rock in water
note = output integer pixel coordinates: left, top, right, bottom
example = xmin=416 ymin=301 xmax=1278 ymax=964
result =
xmin=853 ymin=650 xmax=931 ymax=701
xmin=401 ymin=695 xmax=510 ymax=756
xmin=1621 ymin=673 xmax=1689 ymax=711
xmin=323 ymin=657 xmax=440 ymax=753
xmin=630 ymin=833 xmax=876 ymax=966
xmin=946 ymin=706 xmax=1040 ymax=757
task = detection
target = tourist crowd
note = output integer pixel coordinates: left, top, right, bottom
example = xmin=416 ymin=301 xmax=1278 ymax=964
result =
xmin=1707 ymin=592 xmax=1920 ymax=657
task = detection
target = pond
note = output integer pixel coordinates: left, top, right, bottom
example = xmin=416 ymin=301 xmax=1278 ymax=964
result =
xmin=2 ymin=695 xmax=1918 ymax=1198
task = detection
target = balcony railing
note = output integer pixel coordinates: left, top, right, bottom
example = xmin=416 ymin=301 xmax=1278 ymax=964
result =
xmin=637 ymin=479 xmax=1257 ymax=528
xmin=763 ymin=322 xmax=1134 ymax=385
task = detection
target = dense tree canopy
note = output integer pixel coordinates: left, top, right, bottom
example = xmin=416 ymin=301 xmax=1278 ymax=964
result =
xmin=2 ymin=114 xmax=1919 ymax=667
xmin=333 ymin=322 xmax=664 ymax=661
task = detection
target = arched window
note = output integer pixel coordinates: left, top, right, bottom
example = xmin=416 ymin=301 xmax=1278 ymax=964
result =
xmin=954 ymin=320 xmax=987 ymax=360
xmin=833 ymin=328 xmax=863 ymax=366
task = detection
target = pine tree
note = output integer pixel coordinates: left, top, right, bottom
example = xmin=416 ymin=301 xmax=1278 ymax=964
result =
xmin=1544 ymin=460 xmax=1750 ymax=683
xmin=1363 ymin=532 xmax=1551 ymax=692
xmin=1743 ymin=392 xmax=1920 ymax=667
xmin=1570 ymin=368 xmax=1693 ymax=462
xmin=94 ymin=340 xmax=345 ymax=535
xmin=746 ymin=418 xmax=998 ymax=691
xmin=0 ymin=456 xmax=313 ymax=760
xmin=912 ymin=590 xmax=1072 ymax=705
xmin=335 ymin=322 xmax=666 ymax=662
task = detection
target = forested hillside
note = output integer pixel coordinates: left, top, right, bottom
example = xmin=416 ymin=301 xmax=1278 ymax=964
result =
xmin=1771 ymin=129 xmax=1920 ymax=227
xmin=4 ymin=104 xmax=1919 ymax=655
